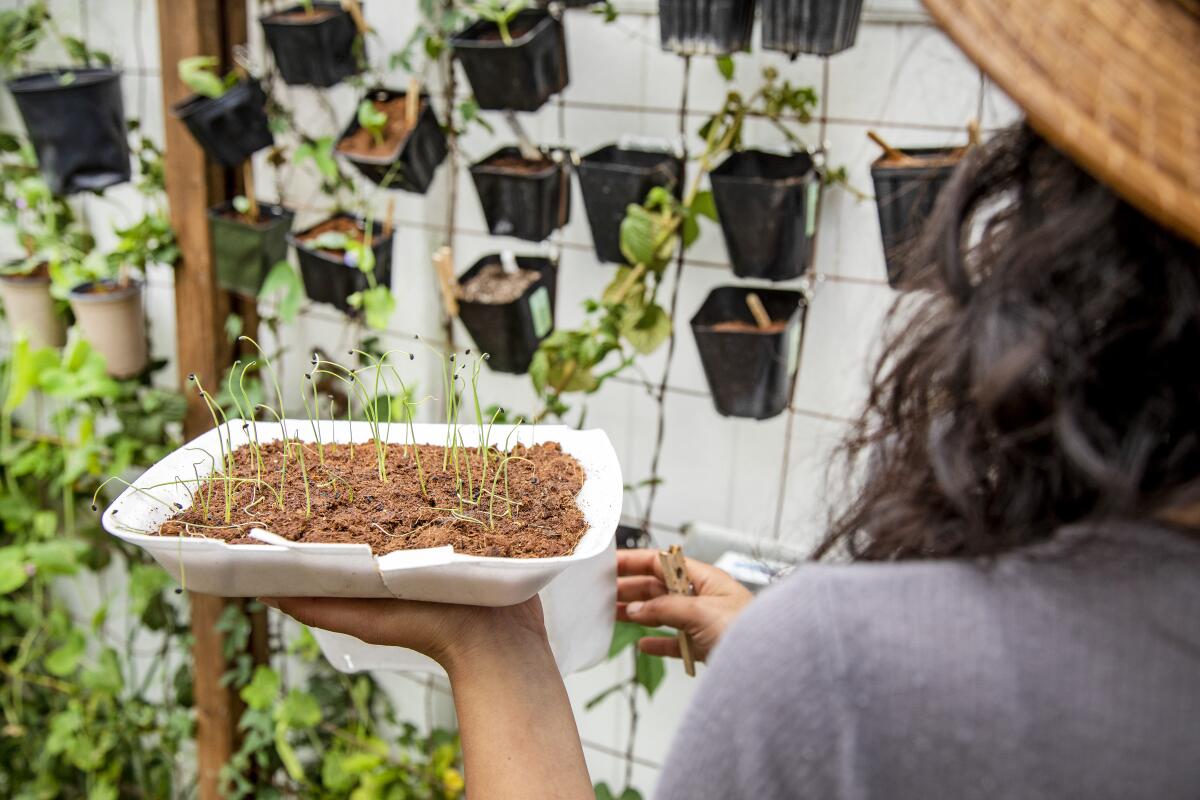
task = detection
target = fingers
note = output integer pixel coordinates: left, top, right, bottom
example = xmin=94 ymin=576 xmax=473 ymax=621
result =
xmin=617 ymin=548 xmax=734 ymax=596
xmin=264 ymin=596 xmax=413 ymax=645
xmin=617 ymin=575 xmax=667 ymax=603
xmin=624 ymin=594 xmax=706 ymax=632
xmin=637 ymin=636 xmax=681 ymax=659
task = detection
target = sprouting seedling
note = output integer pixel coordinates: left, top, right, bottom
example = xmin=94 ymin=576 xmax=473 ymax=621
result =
xmin=472 ymin=0 xmax=527 ymax=46
xmin=300 ymin=367 xmax=325 ymax=465
xmin=293 ymin=437 xmax=312 ymax=518
xmin=385 ymin=361 xmax=427 ymax=497
xmin=237 ymin=360 xmax=264 ymax=485
xmin=357 ymin=98 xmax=389 ymax=147
xmin=225 ymin=360 xmax=263 ymax=494
xmin=190 ymin=373 xmax=235 ymax=524
xmin=177 ymin=55 xmax=239 ymax=99
xmin=240 ymin=336 xmax=289 ymax=465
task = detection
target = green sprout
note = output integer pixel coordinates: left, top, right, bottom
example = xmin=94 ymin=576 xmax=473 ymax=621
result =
xmin=472 ymin=0 xmax=527 ymax=46
xmin=357 ymin=98 xmax=389 ymax=147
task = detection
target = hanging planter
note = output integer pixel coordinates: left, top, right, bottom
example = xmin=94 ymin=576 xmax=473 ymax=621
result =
xmin=0 ymin=262 xmax=66 ymax=349
xmin=171 ymin=79 xmax=273 ymax=167
xmin=289 ymin=213 xmax=393 ymax=313
xmin=870 ymin=146 xmax=961 ymax=288
xmin=658 ymin=0 xmax=756 ymax=56
xmin=760 ymin=0 xmax=864 ymax=57
xmin=335 ymin=87 xmax=448 ymax=193
xmin=457 ymin=253 xmax=557 ymax=374
xmin=450 ymin=9 xmax=568 ymax=112
xmin=260 ymin=2 xmax=363 ymax=87
xmin=470 ymin=146 xmax=571 ymax=242
xmin=7 ymin=68 xmax=131 ymax=195
xmin=691 ymin=286 xmax=806 ymax=420
xmin=710 ymin=149 xmax=820 ymax=282
xmin=576 ymin=145 xmax=681 ymax=265
xmin=208 ymin=200 xmax=295 ymax=296
xmin=67 ymin=279 xmax=148 ymax=379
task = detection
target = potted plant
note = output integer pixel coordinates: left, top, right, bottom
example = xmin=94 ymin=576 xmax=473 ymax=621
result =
xmin=576 ymin=145 xmax=681 ymax=265
xmin=710 ymin=149 xmax=820 ymax=281
xmin=336 ymin=86 xmax=448 ymax=193
xmin=209 ymin=195 xmax=295 ymax=296
xmin=691 ymin=286 xmax=806 ymax=420
xmin=760 ymin=0 xmax=864 ymax=56
xmin=470 ymin=146 xmax=571 ymax=242
xmin=0 ymin=260 xmax=66 ymax=348
xmin=450 ymin=4 xmax=568 ymax=112
xmin=260 ymin=1 xmax=364 ymax=87
xmin=869 ymin=133 xmax=963 ymax=288
xmin=171 ymin=56 xmax=273 ymax=167
xmin=658 ymin=0 xmax=756 ymax=56
xmin=289 ymin=213 xmax=393 ymax=317
xmin=457 ymin=252 xmax=556 ymax=374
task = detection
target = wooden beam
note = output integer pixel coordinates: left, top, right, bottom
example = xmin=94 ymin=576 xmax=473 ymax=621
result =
xmin=156 ymin=2 xmax=246 ymax=798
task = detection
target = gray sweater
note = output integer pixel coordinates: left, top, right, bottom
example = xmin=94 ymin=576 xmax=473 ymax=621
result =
xmin=657 ymin=525 xmax=1200 ymax=799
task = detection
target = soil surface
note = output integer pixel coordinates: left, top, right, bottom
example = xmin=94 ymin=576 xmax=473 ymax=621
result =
xmin=336 ymin=96 xmax=425 ymax=160
xmin=710 ymin=319 xmax=789 ymax=334
xmin=268 ymin=7 xmax=338 ymax=23
xmin=481 ymin=154 xmax=556 ymax=175
xmin=297 ymin=216 xmax=370 ymax=257
xmin=474 ymin=17 xmax=538 ymax=43
xmin=156 ymin=439 xmax=588 ymax=558
xmin=877 ymin=149 xmax=963 ymax=169
xmin=219 ymin=206 xmax=280 ymax=226
xmin=1 ymin=261 xmax=50 ymax=281
xmin=460 ymin=263 xmax=540 ymax=304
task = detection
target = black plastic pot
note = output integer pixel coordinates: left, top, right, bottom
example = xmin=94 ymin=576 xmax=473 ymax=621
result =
xmin=336 ymin=88 xmax=447 ymax=193
xmin=760 ymin=0 xmax=864 ymax=56
xmin=470 ymin=147 xmax=571 ymax=242
xmin=615 ymin=524 xmax=647 ymax=549
xmin=7 ymin=68 xmax=130 ymax=195
xmin=260 ymin=2 xmax=362 ymax=87
xmin=658 ymin=0 xmax=756 ymax=55
xmin=450 ymin=10 xmax=568 ymax=112
xmin=870 ymin=148 xmax=960 ymax=288
xmin=577 ymin=145 xmax=681 ymax=264
xmin=710 ymin=150 xmax=819 ymax=282
xmin=209 ymin=201 xmax=295 ymax=296
xmin=289 ymin=214 xmax=393 ymax=314
xmin=171 ymin=80 xmax=273 ymax=167
xmin=691 ymin=286 xmax=806 ymax=420
xmin=457 ymin=254 xmax=556 ymax=374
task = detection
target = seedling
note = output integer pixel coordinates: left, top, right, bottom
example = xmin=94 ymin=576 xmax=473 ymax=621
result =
xmin=471 ymin=0 xmax=527 ymax=46
xmin=357 ymin=99 xmax=389 ymax=147
xmin=178 ymin=55 xmax=239 ymax=99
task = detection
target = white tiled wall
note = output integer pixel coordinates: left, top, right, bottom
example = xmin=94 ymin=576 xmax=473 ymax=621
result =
xmin=0 ymin=0 xmax=1023 ymax=792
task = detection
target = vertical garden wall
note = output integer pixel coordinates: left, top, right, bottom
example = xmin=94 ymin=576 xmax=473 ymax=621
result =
xmin=0 ymin=0 xmax=1022 ymax=796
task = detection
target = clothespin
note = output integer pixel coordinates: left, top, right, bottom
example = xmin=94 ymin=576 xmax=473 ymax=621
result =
xmin=341 ymin=0 xmax=370 ymax=35
xmin=658 ymin=545 xmax=696 ymax=677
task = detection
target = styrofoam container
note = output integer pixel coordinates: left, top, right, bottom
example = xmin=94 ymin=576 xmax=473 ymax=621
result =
xmin=101 ymin=420 xmax=621 ymax=673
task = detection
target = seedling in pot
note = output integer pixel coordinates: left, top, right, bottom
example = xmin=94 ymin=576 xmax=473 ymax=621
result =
xmin=357 ymin=99 xmax=389 ymax=147
xmin=449 ymin=6 xmax=568 ymax=112
xmin=470 ymin=0 xmax=528 ymax=46
xmin=172 ymin=55 xmax=273 ymax=166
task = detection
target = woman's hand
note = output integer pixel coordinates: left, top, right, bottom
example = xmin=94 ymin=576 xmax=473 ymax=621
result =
xmin=258 ymin=594 xmax=548 ymax=674
xmin=617 ymin=548 xmax=753 ymax=663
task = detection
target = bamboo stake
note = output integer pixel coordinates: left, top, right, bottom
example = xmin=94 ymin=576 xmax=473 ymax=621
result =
xmin=867 ymin=129 xmax=917 ymax=165
xmin=745 ymin=292 xmax=772 ymax=330
xmin=658 ymin=545 xmax=695 ymax=677
xmin=433 ymin=246 xmax=460 ymax=318
xmin=406 ymin=76 xmax=421 ymax=128
xmin=341 ymin=0 xmax=369 ymax=34
xmin=382 ymin=197 xmax=395 ymax=239
xmin=242 ymin=162 xmax=259 ymax=220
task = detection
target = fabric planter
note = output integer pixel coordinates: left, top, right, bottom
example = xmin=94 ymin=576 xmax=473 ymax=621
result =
xmin=209 ymin=201 xmax=295 ymax=296
xmin=577 ymin=145 xmax=682 ymax=264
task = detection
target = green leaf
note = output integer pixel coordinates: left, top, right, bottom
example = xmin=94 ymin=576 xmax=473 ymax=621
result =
xmin=275 ymin=729 xmax=305 ymax=782
xmin=240 ymin=665 xmax=280 ymax=711
xmin=621 ymin=303 xmax=671 ymax=355
xmin=357 ymin=99 xmax=389 ymax=142
xmin=690 ymin=189 xmax=718 ymax=222
xmin=0 ymin=548 xmax=28 ymax=594
xmin=635 ymin=649 xmax=665 ymax=697
xmin=259 ymin=260 xmax=304 ymax=324
xmin=715 ymin=54 xmax=734 ymax=81
xmin=26 ymin=540 xmax=83 ymax=575
xmin=595 ymin=783 xmax=616 ymax=800
xmin=608 ymin=620 xmax=645 ymax=657
xmin=177 ymin=55 xmax=227 ymax=99
xmin=232 ymin=195 xmax=251 ymax=215
xmin=81 ymin=647 xmax=123 ymax=695
xmin=44 ymin=628 xmax=86 ymax=676
xmin=348 ymin=285 xmax=395 ymax=330
xmin=277 ymin=688 xmax=321 ymax=728
xmin=620 ymin=789 xmax=644 ymax=800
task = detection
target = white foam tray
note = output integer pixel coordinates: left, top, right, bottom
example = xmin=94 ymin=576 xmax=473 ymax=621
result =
xmin=102 ymin=420 xmax=621 ymax=673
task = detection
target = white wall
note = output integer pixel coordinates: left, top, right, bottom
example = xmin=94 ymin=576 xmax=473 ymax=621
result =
xmin=0 ymin=0 xmax=1022 ymax=792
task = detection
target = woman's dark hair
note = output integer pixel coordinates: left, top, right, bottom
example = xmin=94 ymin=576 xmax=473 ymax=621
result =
xmin=818 ymin=123 xmax=1200 ymax=561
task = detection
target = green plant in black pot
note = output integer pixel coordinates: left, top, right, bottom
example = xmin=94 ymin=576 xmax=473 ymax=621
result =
xmin=289 ymin=213 xmax=395 ymax=326
xmin=335 ymin=86 xmax=449 ymax=192
xmin=450 ymin=4 xmax=568 ymax=111
xmin=259 ymin=1 xmax=365 ymax=88
xmin=171 ymin=55 xmax=274 ymax=167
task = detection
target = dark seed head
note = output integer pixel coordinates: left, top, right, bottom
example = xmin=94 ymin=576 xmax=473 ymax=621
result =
xmin=187 ymin=373 xmax=196 ymax=381
xmin=449 ymin=354 xmax=455 ymax=361
xmin=465 ymin=348 xmax=471 ymax=355
xmin=91 ymin=503 xmax=98 ymax=511
xmin=311 ymin=353 xmax=319 ymax=364
xmin=305 ymin=373 xmax=312 ymax=380
xmin=174 ymin=588 xmax=183 ymax=595
xmin=409 ymin=353 xmax=414 ymax=360
xmin=483 ymin=353 xmax=491 ymax=361
xmin=174 ymin=502 xmax=184 ymax=509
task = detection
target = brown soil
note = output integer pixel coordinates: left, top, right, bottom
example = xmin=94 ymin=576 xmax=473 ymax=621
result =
xmin=474 ymin=17 xmax=538 ymax=43
xmin=268 ymin=7 xmax=338 ymax=23
xmin=877 ymin=149 xmax=963 ymax=169
xmin=711 ymin=319 xmax=789 ymax=334
xmin=481 ymin=154 xmax=555 ymax=175
xmin=219 ymin=206 xmax=278 ymax=227
xmin=460 ymin=263 xmax=539 ymax=304
xmin=155 ymin=439 xmax=588 ymax=558
xmin=336 ymin=96 xmax=425 ymax=160
xmin=1 ymin=261 xmax=50 ymax=281
xmin=77 ymin=278 xmax=134 ymax=295
xmin=297 ymin=216 xmax=369 ymax=257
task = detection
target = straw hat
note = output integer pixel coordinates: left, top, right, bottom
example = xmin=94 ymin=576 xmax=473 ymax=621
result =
xmin=921 ymin=0 xmax=1200 ymax=246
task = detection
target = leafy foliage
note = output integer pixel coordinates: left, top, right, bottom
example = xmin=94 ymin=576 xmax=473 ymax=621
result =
xmin=468 ymin=0 xmax=528 ymax=46
xmin=177 ymin=55 xmax=239 ymax=100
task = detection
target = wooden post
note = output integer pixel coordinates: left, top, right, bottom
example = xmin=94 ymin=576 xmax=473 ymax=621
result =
xmin=156 ymin=2 xmax=248 ymax=798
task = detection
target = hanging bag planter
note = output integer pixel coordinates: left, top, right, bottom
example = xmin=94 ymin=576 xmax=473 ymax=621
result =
xmin=171 ymin=80 xmax=273 ymax=167
xmin=336 ymin=87 xmax=448 ymax=193
xmin=470 ymin=146 xmax=572 ymax=242
xmin=870 ymin=146 xmax=961 ymax=288
xmin=576 ymin=145 xmax=681 ymax=264
xmin=450 ymin=9 xmax=568 ymax=112
xmin=100 ymin=420 xmax=622 ymax=674
xmin=457 ymin=253 xmax=557 ymax=374
xmin=658 ymin=0 xmax=756 ymax=56
xmin=0 ymin=262 xmax=66 ymax=349
xmin=208 ymin=200 xmax=295 ymax=296
xmin=691 ymin=286 xmax=806 ymax=420
xmin=710 ymin=149 xmax=820 ymax=282
xmin=760 ymin=0 xmax=864 ymax=57
xmin=7 ymin=68 xmax=131 ymax=195
xmin=260 ymin=2 xmax=363 ymax=87
xmin=67 ymin=279 xmax=148 ymax=379
xmin=289 ymin=213 xmax=393 ymax=313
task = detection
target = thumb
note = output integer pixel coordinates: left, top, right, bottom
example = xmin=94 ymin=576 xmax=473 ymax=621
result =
xmin=625 ymin=595 xmax=706 ymax=632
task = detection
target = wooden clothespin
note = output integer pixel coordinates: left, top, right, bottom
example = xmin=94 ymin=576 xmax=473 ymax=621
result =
xmin=381 ymin=197 xmax=395 ymax=239
xmin=867 ymin=130 xmax=918 ymax=165
xmin=406 ymin=77 xmax=421 ymax=129
xmin=745 ymin=292 xmax=772 ymax=330
xmin=658 ymin=545 xmax=696 ymax=677
xmin=242 ymin=162 xmax=259 ymax=220
xmin=433 ymin=246 xmax=460 ymax=318
xmin=341 ymin=0 xmax=370 ymax=35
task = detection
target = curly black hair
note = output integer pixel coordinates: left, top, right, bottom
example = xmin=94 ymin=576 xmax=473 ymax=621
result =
xmin=818 ymin=123 xmax=1200 ymax=561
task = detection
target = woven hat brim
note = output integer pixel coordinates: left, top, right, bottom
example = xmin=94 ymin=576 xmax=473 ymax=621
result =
xmin=923 ymin=0 xmax=1200 ymax=247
